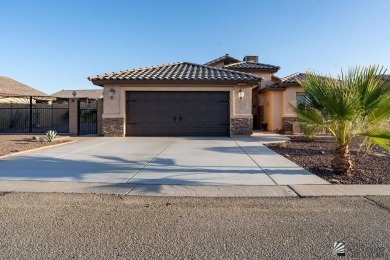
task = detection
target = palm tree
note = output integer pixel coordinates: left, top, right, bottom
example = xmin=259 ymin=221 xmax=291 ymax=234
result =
xmin=293 ymin=66 xmax=390 ymax=176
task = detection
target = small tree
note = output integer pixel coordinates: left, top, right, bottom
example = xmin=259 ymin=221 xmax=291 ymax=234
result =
xmin=293 ymin=66 xmax=390 ymax=176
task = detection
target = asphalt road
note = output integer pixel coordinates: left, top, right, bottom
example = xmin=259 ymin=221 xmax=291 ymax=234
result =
xmin=0 ymin=193 xmax=389 ymax=259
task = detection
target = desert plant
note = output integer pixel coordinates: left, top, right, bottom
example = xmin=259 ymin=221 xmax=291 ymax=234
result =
xmin=46 ymin=130 xmax=58 ymax=142
xmin=298 ymin=121 xmax=322 ymax=141
xmin=293 ymin=66 xmax=390 ymax=176
xmin=276 ymin=142 xmax=287 ymax=148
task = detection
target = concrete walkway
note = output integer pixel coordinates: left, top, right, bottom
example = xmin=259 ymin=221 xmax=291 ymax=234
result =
xmin=0 ymin=136 xmax=328 ymax=186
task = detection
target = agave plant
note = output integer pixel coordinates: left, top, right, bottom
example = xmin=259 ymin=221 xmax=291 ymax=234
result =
xmin=293 ymin=66 xmax=390 ymax=176
xmin=46 ymin=130 xmax=58 ymax=142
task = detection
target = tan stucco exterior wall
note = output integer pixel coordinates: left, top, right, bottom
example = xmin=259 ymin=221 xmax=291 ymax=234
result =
xmin=101 ymin=84 xmax=255 ymax=136
xmin=243 ymin=71 xmax=275 ymax=129
xmin=283 ymin=86 xmax=304 ymax=117
xmin=68 ymin=99 xmax=78 ymax=135
xmin=247 ymin=72 xmax=273 ymax=90
xmin=97 ymin=99 xmax=103 ymax=136
xmin=258 ymin=85 xmax=304 ymax=132
xmin=260 ymin=91 xmax=283 ymax=131
xmin=102 ymin=84 xmax=253 ymax=116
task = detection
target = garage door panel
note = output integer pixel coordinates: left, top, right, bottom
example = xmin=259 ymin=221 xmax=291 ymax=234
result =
xmin=126 ymin=91 xmax=229 ymax=136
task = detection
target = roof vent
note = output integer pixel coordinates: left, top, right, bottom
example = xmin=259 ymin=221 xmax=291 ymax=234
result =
xmin=243 ymin=56 xmax=258 ymax=63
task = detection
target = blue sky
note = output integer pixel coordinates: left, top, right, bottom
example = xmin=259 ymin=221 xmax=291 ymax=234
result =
xmin=0 ymin=0 xmax=389 ymax=94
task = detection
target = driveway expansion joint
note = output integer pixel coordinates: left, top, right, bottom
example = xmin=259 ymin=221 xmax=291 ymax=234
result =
xmin=286 ymin=185 xmax=302 ymax=197
xmin=232 ymin=138 xmax=278 ymax=185
xmin=124 ymin=184 xmax=137 ymax=195
xmin=124 ymin=137 xmax=177 ymax=183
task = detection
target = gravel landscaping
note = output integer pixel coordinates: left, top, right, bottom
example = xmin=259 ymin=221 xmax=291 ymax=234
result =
xmin=0 ymin=134 xmax=72 ymax=157
xmin=267 ymin=136 xmax=390 ymax=184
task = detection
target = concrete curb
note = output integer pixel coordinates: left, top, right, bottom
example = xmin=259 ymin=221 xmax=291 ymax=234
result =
xmin=126 ymin=184 xmax=297 ymax=197
xmin=0 ymin=181 xmax=297 ymax=197
xmin=0 ymin=181 xmax=389 ymax=197
xmin=289 ymin=184 xmax=390 ymax=197
xmin=0 ymin=139 xmax=76 ymax=159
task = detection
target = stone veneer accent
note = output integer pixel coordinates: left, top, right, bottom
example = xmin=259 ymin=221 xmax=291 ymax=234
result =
xmin=102 ymin=117 xmax=125 ymax=137
xmin=282 ymin=117 xmax=297 ymax=134
xmin=230 ymin=117 xmax=253 ymax=135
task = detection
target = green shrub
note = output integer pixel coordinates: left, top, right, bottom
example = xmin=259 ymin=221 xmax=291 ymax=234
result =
xmin=298 ymin=122 xmax=321 ymax=141
xmin=46 ymin=130 xmax=58 ymax=142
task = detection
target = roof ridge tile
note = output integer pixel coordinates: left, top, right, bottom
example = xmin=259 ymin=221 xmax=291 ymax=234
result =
xmin=88 ymin=62 xmax=263 ymax=84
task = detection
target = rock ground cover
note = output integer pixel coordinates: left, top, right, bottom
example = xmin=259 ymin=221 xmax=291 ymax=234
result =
xmin=267 ymin=136 xmax=390 ymax=184
xmin=0 ymin=134 xmax=72 ymax=157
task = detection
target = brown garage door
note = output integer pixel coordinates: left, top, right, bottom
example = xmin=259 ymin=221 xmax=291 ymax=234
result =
xmin=126 ymin=91 xmax=229 ymax=136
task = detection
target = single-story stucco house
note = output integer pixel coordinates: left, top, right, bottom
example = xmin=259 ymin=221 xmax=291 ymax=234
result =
xmin=0 ymin=76 xmax=53 ymax=104
xmin=0 ymin=76 xmax=66 ymax=133
xmin=52 ymin=89 xmax=103 ymax=104
xmin=88 ymin=54 xmax=307 ymax=137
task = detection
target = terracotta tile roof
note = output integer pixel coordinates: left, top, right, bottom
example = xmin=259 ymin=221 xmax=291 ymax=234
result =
xmin=267 ymin=73 xmax=306 ymax=88
xmin=224 ymin=61 xmax=280 ymax=72
xmin=260 ymin=73 xmax=306 ymax=93
xmin=204 ymin=54 xmax=241 ymax=66
xmin=89 ymin=62 xmax=262 ymax=85
xmin=52 ymin=89 xmax=103 ymax=99
xmin=0 ymin=76 xmax=51 ymax=98
xmin=279 ymin=72 xmax=306 ymax=84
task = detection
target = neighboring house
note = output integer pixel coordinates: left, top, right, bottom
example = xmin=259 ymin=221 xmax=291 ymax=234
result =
xmin=0 ymin=76 xmax=64 ymax=133
xmin=51 ymin=89 xmax=103 ymax=103
xmin=0 ymin=76 xmax=52 ymax=104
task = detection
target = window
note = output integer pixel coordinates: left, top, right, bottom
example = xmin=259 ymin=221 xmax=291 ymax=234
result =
xmin=296 ymin=92 xmax=308 ymax=109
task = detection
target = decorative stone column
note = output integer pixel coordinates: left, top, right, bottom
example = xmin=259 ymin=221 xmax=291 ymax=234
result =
xmin=102 ymin=116 xmax=125 ymax=137
xmin=230 ymin=116 xmax=253 ymax=136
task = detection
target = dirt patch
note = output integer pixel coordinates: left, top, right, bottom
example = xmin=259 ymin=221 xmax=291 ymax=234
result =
xmin=266 ymin=136 xmax=390 ymax=184
xmin=0 ymin=134 xmax=73 ymax=157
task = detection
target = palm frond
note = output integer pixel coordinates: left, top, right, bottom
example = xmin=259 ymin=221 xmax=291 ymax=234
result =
xmin=368 ymin=105 xmax=390 ymax=124
xmin=292 ymin=106 xmax=324 ymax=125
xmin=301 ymin=72 xmax=360 ymax=121
xmin=353 ymin=66 xmax=390 ymax=114
xmin=360 ymin=130 xmax=390 ymax=151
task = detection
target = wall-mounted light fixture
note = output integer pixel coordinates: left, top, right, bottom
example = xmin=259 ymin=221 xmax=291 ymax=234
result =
xmin=108 ymin=88 xmax=116 ymax=99
xmin=238 ymin=89 xmax=244 ymax=99
xmin=72 ymin=91 xmax=77 ymax=102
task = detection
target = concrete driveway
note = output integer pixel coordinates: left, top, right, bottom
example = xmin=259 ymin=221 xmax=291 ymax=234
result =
xmin=0 ymin=137 xmax=328 ymax=185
